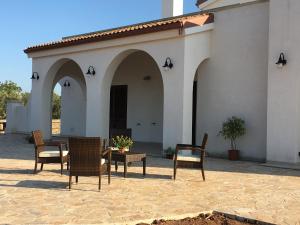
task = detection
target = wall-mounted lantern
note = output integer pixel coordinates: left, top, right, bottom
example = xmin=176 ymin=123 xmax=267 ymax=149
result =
xmin=63 ymin=80 xmax=71 ymax=87
xmin=163 ymin=57 xmax=173 ymax=71
xmin=31 ymin=72 xmax=39 ymax=80
xmin=276 ymin=53 xmax=287 ymax=68
xmin=86 ymin=66 xmax=96 ymax=76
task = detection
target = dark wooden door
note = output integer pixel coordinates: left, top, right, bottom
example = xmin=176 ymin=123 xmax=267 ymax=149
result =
xmin=110 ymin=85 xmax=128 ymax=129
xmin=192 ymin=81 xmax=197 ymax=145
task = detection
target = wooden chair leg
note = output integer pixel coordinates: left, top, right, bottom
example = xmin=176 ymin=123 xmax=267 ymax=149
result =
xmin=33 ymin=161 xmax=37 ymax=174
xmin=40 ymin=163 xmax=44 ymax=171
xmin=115 ymin=161 xmax=118 ymax=172
xmin=60 ymin=163 xmax=63 ymax=175
xmin=75 ymin=176 xmax=78 ymax=183
xmin=67 ymin=161 xmax=69 ymax=170
xmin=107 ymin=163 xmax=111 ymax=185
xmin=69 ymin=175 xmax=72 ymax=189
xmin=173 ymin=161 xmax=177 ymax=180
xmin=99 ymin=175 xmax=101 ymax=190
xmin=201 ymin=168 xmax=205 ymax=181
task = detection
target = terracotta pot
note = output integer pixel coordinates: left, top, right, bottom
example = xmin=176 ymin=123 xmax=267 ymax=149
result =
xmin=119 ymin=147 xmax=129 ymax=153
xmin=165 ymin=154 xmax=174 ymax=160
xmin=228 ymin=149 xmax=239 ymax=161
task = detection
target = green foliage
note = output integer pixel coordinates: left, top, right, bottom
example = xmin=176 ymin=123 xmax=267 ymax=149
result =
xmin=219 ymin=116 xmax=246 ymax=150
xmin=0 ymin=80 xmax=61 ymax=120
xmin=0 ymin=81 xmax=23 ymax=119
xmin=112 ymin=135 xmax=134 ymax=149
xmin=164 ymin=147 xmax=175 ymax=155
xmin=52 ymin=93 xmax=61 ymax=119
xmin=21 ymin=92 xmax=30 ymax=106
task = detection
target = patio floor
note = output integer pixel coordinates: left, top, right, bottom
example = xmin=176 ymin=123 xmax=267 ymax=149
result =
xmin=1 ymin=134 xmax=300 ymax=224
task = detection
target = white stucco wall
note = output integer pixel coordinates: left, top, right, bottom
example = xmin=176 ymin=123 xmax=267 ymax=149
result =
xmin=162 ymin=0 xmax=183 ymax=18
xmin=267 ymin=0 xmax=300 ymax=163
xmin=60 ymin=77 xmax=86 ymax=136
xmin=112 ymin=51 xmax=163 ymax=143
xmin=6 ymin=101 xmax=29 ymax=133
xmin=196 ymin=1 xmax=269 ymax=161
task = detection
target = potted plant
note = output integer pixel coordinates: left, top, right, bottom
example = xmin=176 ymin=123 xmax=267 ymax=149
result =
xmin=164 ymin=147 xmax=175 ymax=159
xmin=219 ymin=116 xmax=246 ymax=160
xmin=112 ymin=135 xmax=134 ymax=153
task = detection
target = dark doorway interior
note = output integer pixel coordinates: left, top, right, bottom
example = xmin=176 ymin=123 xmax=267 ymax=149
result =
xmin=192 ymin=81 xmax=197 ymax=145
xmin=110 ymin=85 xmax=128 ymax=129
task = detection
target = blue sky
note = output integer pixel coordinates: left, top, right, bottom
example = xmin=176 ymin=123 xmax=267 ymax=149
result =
xmin=0 ymin=0 xmax=198 ymax=93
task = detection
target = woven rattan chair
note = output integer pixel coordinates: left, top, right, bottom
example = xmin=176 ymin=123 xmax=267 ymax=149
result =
xmin=68 ymin=137 xmax=111 ymax=190
xmin=32 ymin=130 xmax=69 ymax=175
xmin=173 ymin=133 xmax=208 ymax=180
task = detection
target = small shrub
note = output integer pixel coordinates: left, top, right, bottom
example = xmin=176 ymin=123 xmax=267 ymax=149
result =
xmin=219 ymin=116 xmax=246 ymax=150
xmin=164 ymin=147 xmax=175 ymax=155
xmin=112 ymin=135 xmax=133 ymax=149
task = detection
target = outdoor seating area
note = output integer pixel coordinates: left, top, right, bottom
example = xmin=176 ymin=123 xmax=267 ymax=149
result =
xmin=1 ymin=133 xmax=300 ymax=224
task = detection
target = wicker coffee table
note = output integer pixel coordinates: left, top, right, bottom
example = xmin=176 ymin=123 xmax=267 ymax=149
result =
xmin=111 ymin=151 xmax=146 ymax=178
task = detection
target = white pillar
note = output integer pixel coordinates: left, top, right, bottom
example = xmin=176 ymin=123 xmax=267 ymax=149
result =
xmin=267 ymin=0 xmax=300 ymax=163
xmin=85 ymin=70 xmax=110 ymax=138
xmin=162 ymin=58 xmax=193 ymax=149
xmin=161 ymin=0 xmax=183 ymax=18
xmin=29 ymin=77 xmax=51 ymax=139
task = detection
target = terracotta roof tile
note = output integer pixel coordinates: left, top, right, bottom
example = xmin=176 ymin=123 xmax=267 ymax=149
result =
xmin=24 ymin=13 xmax=214 ymax=54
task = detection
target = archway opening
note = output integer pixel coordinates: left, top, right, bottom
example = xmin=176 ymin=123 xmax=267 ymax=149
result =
xmin=45 ymin=59 xmax=87 ymax=138
xmin=51 ymin=84 xmax=61 ymax=135
xmin=192 ymin=59 xmax=209 ymax=146
xmin=109 ymin=50 xmax=164 ymax=156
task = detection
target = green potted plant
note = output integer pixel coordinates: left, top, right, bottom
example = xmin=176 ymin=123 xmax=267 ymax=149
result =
xmin=219 ymin=116 xmax=246 ymax=160
xmin=164 ymin=147 xmax=175 ymax=159
xmin=112 ymin=135 xmax=134 ymax=153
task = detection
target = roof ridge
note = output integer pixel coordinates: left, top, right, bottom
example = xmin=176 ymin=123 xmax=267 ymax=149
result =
xmin=63 ymin=11 xmax=206 ymax=40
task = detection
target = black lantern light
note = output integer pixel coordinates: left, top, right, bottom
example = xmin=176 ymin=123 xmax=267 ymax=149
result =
xmin=276 ymin=53 xmax=287 ymax=68
xmin=86 ymin=66 xmax=96 ymax=76
xmin=31 ymin=72 xmax=39 ymax=80
xmin=63 ymin=80 xmax=71 ymax=87
xmin=163 ymin=57 xmax=173 ymax=71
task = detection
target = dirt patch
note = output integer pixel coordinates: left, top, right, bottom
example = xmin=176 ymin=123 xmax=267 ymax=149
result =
xmin=137 ymin=213 xmax=266 ymax=225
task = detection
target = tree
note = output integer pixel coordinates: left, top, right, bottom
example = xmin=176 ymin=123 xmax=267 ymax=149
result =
xmin=21 ymin=92 xmax=30 ymax=106
xmin=0 ymin=80 xmax=61 ymax=120
xmin=0 ymin=81 xmax=23 ymax=119
xmin=52 ymin=93 xmax=61 ymax=119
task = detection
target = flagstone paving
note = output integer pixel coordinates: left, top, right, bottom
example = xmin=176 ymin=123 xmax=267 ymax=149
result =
xmin=0 ymin=134 xmax=300 ymax=224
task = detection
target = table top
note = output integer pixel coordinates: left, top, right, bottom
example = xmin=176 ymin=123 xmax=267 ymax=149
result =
xmin=111 ymin=151 xmax=146 ymax=156
xmin=110 ymin=151 xmax=146 ymax=162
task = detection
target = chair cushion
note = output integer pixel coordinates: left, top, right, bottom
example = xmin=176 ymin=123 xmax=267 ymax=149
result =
xmin=101 ymin=158 xmax=106 ymax=165
xmin=178 ymin=150 xmax=192 ymax=156
xmin=177 ymin=154 xmax=200 ymax=162
xmin=39 ymin=150 xmax=68 ymax=158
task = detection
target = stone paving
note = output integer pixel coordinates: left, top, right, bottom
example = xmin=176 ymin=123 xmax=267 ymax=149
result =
xmin=1 ymin=134 xmax=300 ymax=224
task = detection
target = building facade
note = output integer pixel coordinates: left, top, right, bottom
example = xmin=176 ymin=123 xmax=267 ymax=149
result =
xmin=6 ymin=0 xmax=300 ymax=163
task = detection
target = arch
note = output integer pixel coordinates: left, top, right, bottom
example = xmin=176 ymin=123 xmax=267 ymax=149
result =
xmin=102 ymin=49 xmax=164 ymax=154
xmin=41 ymin=58 xmax=87 ymax=138
xmin=192 ymin=58 xmax=210 ymax=146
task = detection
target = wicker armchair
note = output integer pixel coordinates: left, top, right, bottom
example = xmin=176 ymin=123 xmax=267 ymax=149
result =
xmin=32 ymin=130 xmax=69 ymax=175
xmin=173 ymin=133 xmax=208 ymax=180
xmin=68 ymin=137 xmax=111 ymax=190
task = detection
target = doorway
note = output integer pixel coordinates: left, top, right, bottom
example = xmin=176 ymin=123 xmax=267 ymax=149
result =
xmin=110 ymin=85 xmax=128 ymax=129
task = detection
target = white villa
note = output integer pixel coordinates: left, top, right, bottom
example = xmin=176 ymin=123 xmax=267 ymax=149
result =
xmin=6 ymin=0 xmax=300 ymax=164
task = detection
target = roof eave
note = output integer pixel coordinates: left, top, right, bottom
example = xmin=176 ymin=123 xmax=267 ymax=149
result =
xmin=24 ymin=13 xmax=214 ymax=54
